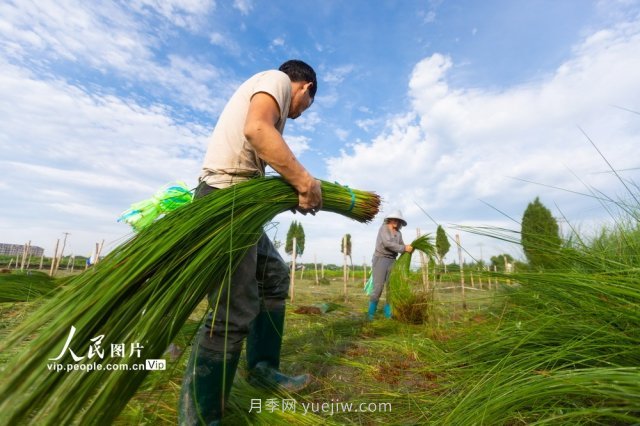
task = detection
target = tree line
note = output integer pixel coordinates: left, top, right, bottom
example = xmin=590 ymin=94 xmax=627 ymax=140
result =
xmin=281 ymin=195 xmax=563 ymax=273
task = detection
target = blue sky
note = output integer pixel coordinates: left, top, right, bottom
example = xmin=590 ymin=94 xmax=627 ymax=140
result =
xmin=1 ymin=0 xmax=639 ymax=265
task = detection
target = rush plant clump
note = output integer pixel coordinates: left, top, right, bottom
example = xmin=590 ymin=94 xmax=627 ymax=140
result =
xmin=388 ymin=235 xmax=435 ymax=324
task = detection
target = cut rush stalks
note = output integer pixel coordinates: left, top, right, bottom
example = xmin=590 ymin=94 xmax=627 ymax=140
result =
xmin=388 ymin=234 xmax=435 ymax=324
xmin=0 ymin=177 xmax=380 ymax=425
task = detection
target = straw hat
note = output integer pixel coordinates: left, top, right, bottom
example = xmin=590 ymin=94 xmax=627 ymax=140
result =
xmin=384 ymin=210 xmax=407 ymax=227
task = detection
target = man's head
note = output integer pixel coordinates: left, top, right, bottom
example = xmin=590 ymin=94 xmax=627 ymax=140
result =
xmin=279 ymin=60 xmax=317 ymax=119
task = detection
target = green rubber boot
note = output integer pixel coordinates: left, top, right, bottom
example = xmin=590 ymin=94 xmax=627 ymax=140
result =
xmin=246 ymin=309 xmax=311 ymax=392
xmin=179 ymin=343 xmax=240 ymax=426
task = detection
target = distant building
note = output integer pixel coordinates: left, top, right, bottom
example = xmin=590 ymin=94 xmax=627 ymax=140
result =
xmin=0 ymin=243 xmax=45 ymax=258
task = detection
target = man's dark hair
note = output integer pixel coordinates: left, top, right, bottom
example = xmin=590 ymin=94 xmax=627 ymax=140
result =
xmin=279 ymin=60 xmax=317 ymax=98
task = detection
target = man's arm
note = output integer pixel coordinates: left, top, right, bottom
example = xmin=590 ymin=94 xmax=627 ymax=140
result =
xmin=244 ymin=92 xmax=322 ymax=213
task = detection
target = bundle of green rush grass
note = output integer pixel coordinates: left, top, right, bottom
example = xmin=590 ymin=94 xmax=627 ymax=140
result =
xmin=388 ymin=234 xmax=435 ymax=324
xmin=0 ymin=177 xmax=379 ymax=425
xmin=0 ymin=271 xmax=59 ymax=302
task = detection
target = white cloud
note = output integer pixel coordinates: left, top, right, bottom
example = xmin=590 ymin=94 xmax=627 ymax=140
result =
xmin=0 ymin=1 xmax=231 ymax=114
xmin=283 ymin=135 xmax=311 ymax=158
xmin=270 ymin=37 xmax=285 ymax=49
xmin=323 ymin=64 xmax=355 ymax=85
xmin=0 ymin=61 xmax=208 ymax=256
xmin=335 ymin=128 xmax=349 ymax=141
xmin=326 ymin=17 xmax=640 ymax=261
xmin=0 ymin=1 xmax=150 ymax=66
xmin=292 ymin=111 xmax=321 ymax=132
xmin=423 ymin=10 xmax=436 ymax=23
xmin=233 ymin=0 xmax=253 ymax=15
xmin=210 ymin=32 xmax=241 ymax=55
xmin=315 ymin=91 xmax=339 ymax=108
xmin=355 ymin=118 xmax=377 ymax=132
xmin=130 ymin=0 xmax=215 ymax=30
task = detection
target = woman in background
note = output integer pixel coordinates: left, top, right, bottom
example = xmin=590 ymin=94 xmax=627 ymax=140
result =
xmin=368 ymin=210 xmax=413 ymax=320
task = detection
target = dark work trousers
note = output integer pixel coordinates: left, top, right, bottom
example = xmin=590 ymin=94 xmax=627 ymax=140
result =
xmin=194 ymin=181 xmax=290 ymax=354
xmin=370 ymin=256 xmax=395 ymax=303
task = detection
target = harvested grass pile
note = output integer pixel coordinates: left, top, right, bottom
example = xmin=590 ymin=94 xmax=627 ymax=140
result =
xmin=0 ymin=271 xmax=59 ymax=302
xmin=293 ymin=302 xmax=340 ymax=315
xmin=0 ymin=177 xmax=379 ymax=425
xmin=391 ymin=293 xmax=431 ymax=324
xmin=388 ymin=235 xmax=435 ymax=324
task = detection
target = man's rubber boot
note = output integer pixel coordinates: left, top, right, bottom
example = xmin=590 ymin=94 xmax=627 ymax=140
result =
xmin=179 ymin=343 xmax=240 ymax=426
xmin=367 ymin=301 xmax=378 ymax=320
xmin=383 ymin=303 xmax=392 ymax=319
xmin=246 ymin=309 xmax=311 ymax=392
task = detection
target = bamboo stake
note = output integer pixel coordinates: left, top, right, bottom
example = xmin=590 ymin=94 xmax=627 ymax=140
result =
xmin=95 ymin=239 xmax=104 ymax=265
xmin=504 ymin=256 xmax=511 ymax=285
xmin=492 ymin=265 xmax=497 ymax=289
xmin=19 ymin=244 xmax=25 ymax=271
xmin=53 ymin=232 xmax=69 ymax=275
xmin=20 ymin=241 xmax=29 ymax=271
xmin=26 ymin=241 xmax=32 ymax=268
xmin=290 ymin=237 xmax=296 ymax=303
xmin=417 ymin=228 xmax=429 ymax=292
xmin=456 ymin=234 xmax=466 ymax=310
xmin=92 ymin=243 xmax=99 ymax=268
xmin=363 ymin=257 xmax=367 ymax=287
xmin=49 ymin=239 xmax=60 ymax=277
xmin=314 ymin=254 xmax=318 ymax=285
xmin=342 ymin=235 xmax=348 ymax=302
xmin=20 ymin=243 xmax=26 ymax=270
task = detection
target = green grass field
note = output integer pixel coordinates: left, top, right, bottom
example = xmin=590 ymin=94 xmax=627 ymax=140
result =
xmin=106 ymin=275 xmax=519 ymax=425
xmin=2 ymin=203 xmax=639 ymax=426
xmin=0 ymin=272 xmax=501 ymax=425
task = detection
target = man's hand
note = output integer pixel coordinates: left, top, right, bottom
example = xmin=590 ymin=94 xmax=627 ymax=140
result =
xmin=296 ymin=177 xmax=322 ymax=215
xmin=405 ymin=245 xmax=414 ymax=253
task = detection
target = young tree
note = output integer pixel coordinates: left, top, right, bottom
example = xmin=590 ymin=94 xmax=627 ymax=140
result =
xmin=285 ymin=221 xmax=305 ymax=256
xmin=490 ymin=253 xmax=514 ymax=272
xmin=340 ymin=233 xmax=352 ymax=263
xmin=435 ymin=225 xmax=450 ymax=268
xmin=339 ymin=233 xmax=352 ymax=301
xmin=521 ymin=197 xmax=561 ymax=269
